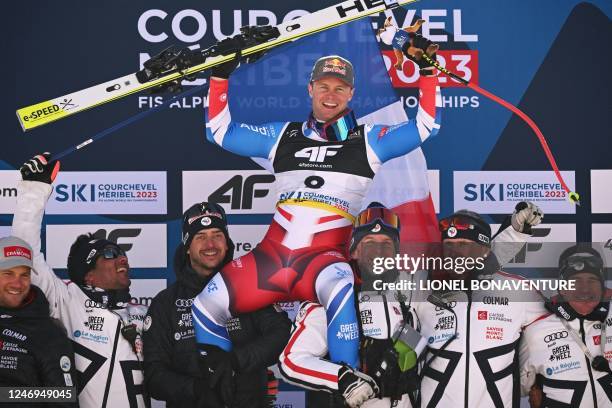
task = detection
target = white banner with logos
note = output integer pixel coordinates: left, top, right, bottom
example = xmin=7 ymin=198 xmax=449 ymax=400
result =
xmin=592 ymin=224 xmax=612 ymax=268
xmin=591 ymin=170 xmax=612 ymax=214
xmin=0 ymin=226 xmax=11 ymax=238
xmin=227 ymin=224 xmax=268 ymax=257
xmin=454 ymin=171 xmax=576 ymax=214
xmin=45 ymin=224 xmax=167 ymax=268
xmin=183 ymin=170 xmax=276 ymax=214
xmin=45 ymin=172 xmax=167 ymax=214
xmin=129 ymin=279 xmax=167 ymax=307
xmin=0 ymin=170 xmax=20 ymax=214
xmin=493 ymin=223 xmax=576 ymax=268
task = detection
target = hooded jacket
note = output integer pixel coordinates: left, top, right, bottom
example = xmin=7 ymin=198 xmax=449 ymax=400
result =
xmin=143 ymin=245 xmax=291 ymax=408
xmin=0 ymin=285 xmax=78 ymax=407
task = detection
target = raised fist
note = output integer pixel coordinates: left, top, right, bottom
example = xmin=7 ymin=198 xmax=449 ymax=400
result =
xmin=20 ymin=153 xmax=60 ymax=184
xmin=511 ymin=202 xmax=544 ymax=234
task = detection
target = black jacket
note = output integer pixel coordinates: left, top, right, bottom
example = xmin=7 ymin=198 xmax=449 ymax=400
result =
xmin=0 ymin=285 xmax=78 ymax=407
xmin=143 ymin=246 xmax=291 ymax=408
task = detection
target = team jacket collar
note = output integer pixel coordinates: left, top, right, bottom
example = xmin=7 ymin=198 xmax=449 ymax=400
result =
xmin=546 ymin=294 xmax=609 ymax=322
xmin=79 ymin=285 xmax=131 ymax=310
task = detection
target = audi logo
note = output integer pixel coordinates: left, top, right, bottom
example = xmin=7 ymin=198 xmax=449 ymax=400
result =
xmin=544 ymin=331 xmax=568 ymax=343
xmin=84 ymin=300 xmax=105 ymax=308
xmin=175 ymin=298 xmax=194 ymax=308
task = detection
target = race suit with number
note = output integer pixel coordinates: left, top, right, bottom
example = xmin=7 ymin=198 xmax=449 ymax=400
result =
xmin=193 ymin=75 xmax=441 ymax=367
xmin=519 ymin=300 xmax=612 ymax=407
xmin=11 ymin=180 xmax=150 ymax=408
xmin=413 ymin=270 xmax=547 ymax=408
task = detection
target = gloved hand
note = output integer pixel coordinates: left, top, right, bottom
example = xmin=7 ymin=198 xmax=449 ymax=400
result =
xmin=211 ymin=56 xmax=241 ymax=79
xmin=338 ymin=364 xmax=379 ymax=408
xmin=194 ymin=382 xmax=224 ymax=408
xmin=511 ymin=201 xmax=543 ymax=234
xmin=371 ymin=348 xmax=402 ymax=398
xmin=198 ymin=345 xmax=235 ymax=406
xmin=20 ymin=152 xmax=60 ymax=184
xmin=406 ymin=32 xmax=438 ymax=75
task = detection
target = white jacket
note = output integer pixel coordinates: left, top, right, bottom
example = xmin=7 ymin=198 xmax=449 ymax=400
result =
xmin=11 ymin=180 xmax=149 ymax=408
xmin=519 ymin=302 xmax=612 ymax=407
xmin=412 ymin=271 xmax=547 ymax=408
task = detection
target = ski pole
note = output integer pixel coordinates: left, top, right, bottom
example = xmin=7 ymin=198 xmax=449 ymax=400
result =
xmin=50 ymin=84 xmax=205 ymax=161
xmin=420 ymin=54 xmax=580 ymax=205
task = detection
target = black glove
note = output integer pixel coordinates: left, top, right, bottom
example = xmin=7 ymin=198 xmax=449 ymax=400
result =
xmin=20 ymin=152 xmax=60 ymax=184
xmin=194 ymin=379 xmax=224 ymax=408
xmin=337 ymin=364 xmax=378 ymax=408
xmin=211 ymin=56 xmax=241 ymax=79
xmin=406 ymin=32 xmax=438 ymax=76
xmin=371 ymin=348 xmax=402 ymax=398
xmin=198 ymin=345 xmax=236 ymax=406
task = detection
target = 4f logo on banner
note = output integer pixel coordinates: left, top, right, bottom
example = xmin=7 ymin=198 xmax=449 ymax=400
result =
xmin=209 ymin=174 xmax=275 ymax=210
xmin=295 ymin=145 xmax=342 ymax=162
xmin=92 ymin=228 xmax=142 ymax=253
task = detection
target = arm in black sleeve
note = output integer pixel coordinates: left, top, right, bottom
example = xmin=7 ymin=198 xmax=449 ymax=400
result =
xmin=35 ymin=320 xmax=79 ymax=407
xmin=232 ymin=305 xmax=291 ymax=373
xmin=142 ymin=292 xmax=199 ymax=404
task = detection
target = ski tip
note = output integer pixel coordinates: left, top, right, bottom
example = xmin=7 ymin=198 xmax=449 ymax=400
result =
xmin=568 ymin=191 xmax=580 ymax=206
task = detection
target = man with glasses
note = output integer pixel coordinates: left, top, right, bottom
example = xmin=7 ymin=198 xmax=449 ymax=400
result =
xmin=11 ymin=153 xmax=150 ymax=408
xmin=520 ymin=244 xmax=611 ymax=407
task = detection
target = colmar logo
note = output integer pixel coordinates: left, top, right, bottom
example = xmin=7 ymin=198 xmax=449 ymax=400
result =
xmin=478 ymin=311 xmax=488 ymax=320
xmin=593 ymin=335 xmax=601 ymax=346
xmin=3 ymin=246 xmax=32 ymax=260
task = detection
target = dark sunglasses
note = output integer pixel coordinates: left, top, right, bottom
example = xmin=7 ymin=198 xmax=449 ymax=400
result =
xmin=96 ymin=246 xmax=126 ymax=261
xmin=354 ymin=207 xmax=400 ymax=230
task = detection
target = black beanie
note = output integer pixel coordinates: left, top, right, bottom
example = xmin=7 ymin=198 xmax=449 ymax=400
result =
xmin=558 ymin=244 xmax=606 ymax=284
xmin=349 ymin=202 xmax=400 ymax=254
xmin=182 ymin=202 xmax=235 ymax=264
xmin=67 ymin=234 xmax=117 ymax=285
xmin=439 ymin=209 xmax=491 ymax=247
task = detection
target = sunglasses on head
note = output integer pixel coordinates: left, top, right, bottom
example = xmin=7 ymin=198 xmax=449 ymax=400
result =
xmin=439 ymin=216 xmax=476 ymax=232
xmin=561 ymin=254 xmax=603 ymax=274
xmin=354 ymin=207 xmax=400 ymax=230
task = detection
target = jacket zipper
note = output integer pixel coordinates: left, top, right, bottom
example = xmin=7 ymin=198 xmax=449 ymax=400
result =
xmin=464 ymin=292 xmax=472 ymax=408
xmin=580 ymin=319 xmax=598 ymax=408
xmin=102 ymin=320 xmax=122 ymax=408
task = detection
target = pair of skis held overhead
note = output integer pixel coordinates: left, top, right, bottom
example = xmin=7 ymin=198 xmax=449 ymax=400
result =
xmin=15 ymin=0 xmax=578 ymax=203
